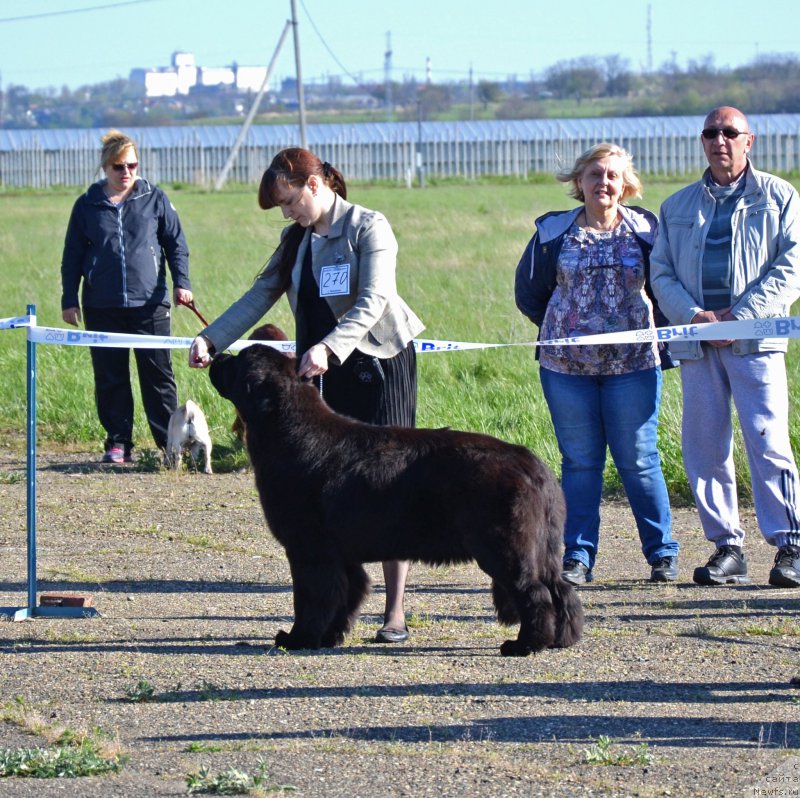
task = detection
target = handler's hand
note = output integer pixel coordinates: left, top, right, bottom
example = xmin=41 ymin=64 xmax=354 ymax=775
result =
xmin=174 ymin=288 xmax=194 ymax=306
xmin=189 ymin=335 xmax=212 ymax=368
xmin=62 ymin=307 xmax=82 ymax=327
xmin=298 ymin=343 xmax=330 ymax=379
xmin=691 ymin=308 xmax=734 ymax=348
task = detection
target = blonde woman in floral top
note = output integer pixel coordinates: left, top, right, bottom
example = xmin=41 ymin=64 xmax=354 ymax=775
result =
xmin=515 ymin=143 xmax=679 ymax=585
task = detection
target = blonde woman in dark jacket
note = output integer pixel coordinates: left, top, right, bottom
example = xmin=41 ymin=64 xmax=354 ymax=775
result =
xmin=61 ymin=129 xmax=192 ymax=464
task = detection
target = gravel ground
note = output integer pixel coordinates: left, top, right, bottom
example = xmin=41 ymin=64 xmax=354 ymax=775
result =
xmin=0 ymin=438 xmax=798 ymax=798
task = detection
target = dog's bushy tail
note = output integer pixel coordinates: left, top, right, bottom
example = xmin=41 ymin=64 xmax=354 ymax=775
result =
xmin=547 ymin=578 xmax=584 ymax=648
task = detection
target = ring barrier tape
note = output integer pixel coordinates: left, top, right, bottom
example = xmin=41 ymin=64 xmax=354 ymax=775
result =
xmin=0 ymin=315 xmax=31 ymax=330
xmin=4 ymin=314 xmax=800 ymax=351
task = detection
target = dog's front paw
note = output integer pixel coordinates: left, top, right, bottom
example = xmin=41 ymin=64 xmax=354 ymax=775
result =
xmin=321 ymin=630 xmax=345 ymax=647
xmin=274 ymin=629 xmax=320 ymax=650
xmin=500 ymin=639 xmax=533 ymax=657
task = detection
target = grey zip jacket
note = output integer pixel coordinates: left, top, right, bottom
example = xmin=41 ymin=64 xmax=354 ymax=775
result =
xmin=650 ymin=161 xmax=800 ymax=359
xmin=202 ymin=194 xmax=424 ymax=364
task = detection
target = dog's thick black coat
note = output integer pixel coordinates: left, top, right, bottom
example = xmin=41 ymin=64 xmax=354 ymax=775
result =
xmin=210 ymin=345 xmax=583 ymax=656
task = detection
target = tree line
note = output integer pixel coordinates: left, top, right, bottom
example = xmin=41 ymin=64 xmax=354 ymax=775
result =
xmin=2 ymin=53 xmax=799 ymax=130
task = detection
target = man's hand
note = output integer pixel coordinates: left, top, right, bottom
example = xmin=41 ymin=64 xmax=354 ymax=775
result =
xmin=691 ymin=307 xmax=735 ymax=347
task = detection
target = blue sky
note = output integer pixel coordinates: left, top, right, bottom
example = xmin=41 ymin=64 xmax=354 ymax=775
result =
xmin=0 ymin=0 xmax=795 ymax=91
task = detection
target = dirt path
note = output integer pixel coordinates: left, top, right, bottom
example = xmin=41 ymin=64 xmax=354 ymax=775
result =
xmin=0 ymin=443 xmax=798 ymax=797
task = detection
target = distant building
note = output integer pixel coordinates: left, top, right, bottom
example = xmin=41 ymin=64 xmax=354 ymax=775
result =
xmin=130 ymin=52 xmax=271 ymax=97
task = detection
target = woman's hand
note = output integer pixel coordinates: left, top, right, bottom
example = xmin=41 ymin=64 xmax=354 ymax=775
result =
xmin=189 ymin=335 xmax=213 ymax=368
xmin=62 ymin=307 xmax=82 ymax=327
xmin=174 ymin=288 xmax=194 ymax=306
xmin=298 ymin=343 xmax=330 ymax=379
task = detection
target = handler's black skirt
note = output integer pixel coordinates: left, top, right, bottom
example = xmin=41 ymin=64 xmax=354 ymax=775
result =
xmin=316 ymin=342 xmax=417 ymax=428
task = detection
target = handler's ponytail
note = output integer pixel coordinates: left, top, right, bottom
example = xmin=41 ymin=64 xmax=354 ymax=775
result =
xmin=319 ymin=159 xmax=347 ymax=199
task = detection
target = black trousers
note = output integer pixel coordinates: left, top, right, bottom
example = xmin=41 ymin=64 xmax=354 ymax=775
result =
xmin=82 ymin=305 xmax=178 ymax=451
xmin=317 ymin=342 xmax=417 ymax=427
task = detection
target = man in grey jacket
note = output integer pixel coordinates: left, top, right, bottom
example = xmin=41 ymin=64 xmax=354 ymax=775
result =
xmin=651 ymin=105 xmax=800 ymax=588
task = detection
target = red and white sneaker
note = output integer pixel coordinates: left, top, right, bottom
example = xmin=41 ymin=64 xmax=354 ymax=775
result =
xmin=101 ymin=446 xmax=126 ymax=464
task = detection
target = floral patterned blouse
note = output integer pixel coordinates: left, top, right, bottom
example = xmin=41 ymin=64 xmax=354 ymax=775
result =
xmin=539 ymin=221 xmax=659 ymax=376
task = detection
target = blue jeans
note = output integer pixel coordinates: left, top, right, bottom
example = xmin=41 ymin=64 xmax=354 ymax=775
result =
xmin=540 ymin=366 xmax=677 ymax=573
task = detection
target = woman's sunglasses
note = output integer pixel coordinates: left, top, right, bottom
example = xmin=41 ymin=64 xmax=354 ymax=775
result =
xmin=111 ymin=162 xmax=138 ymax=172
xmin=701 ymin=128 xmax=748 ymax=141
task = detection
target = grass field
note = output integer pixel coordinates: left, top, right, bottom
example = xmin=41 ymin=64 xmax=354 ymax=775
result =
xmin=1 ymin=176 xmax=798 ymax=498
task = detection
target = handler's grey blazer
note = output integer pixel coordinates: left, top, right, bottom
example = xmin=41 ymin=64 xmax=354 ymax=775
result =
xmin=202 ymin=195 xmax=424 ymax=363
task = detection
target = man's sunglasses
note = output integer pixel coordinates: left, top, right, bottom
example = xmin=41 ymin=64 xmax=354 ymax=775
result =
xmin=701 ymin=127 xmax=748 ymax=141
xmin=111 ymin=162 xmax=138 ymax=172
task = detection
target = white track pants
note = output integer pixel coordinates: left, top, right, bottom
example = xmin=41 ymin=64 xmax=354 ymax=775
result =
xmin=680 ymin=347 xmax=800 ymax=548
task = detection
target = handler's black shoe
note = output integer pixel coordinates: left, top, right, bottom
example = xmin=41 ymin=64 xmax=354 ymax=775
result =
xmin=562 ymin=559 xmax=592 ymax=585
xmin=693 ymin=546 xmax=750 ymax=585
xmin=768 ymin=545 xmax=800 ymax=588
xmin=374 ymin=625 xmax=409 ymax=643
xmin=650 ymin=556 xmax=678 ymax=583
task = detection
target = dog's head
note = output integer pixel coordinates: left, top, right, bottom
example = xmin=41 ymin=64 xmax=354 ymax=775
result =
xmin=249 ymin=322 xmax=289 ymax=342
xmin=209 ymin=344 xmax=296 ymax=421
xmin=248 ymin=322 xmax=295 ymax=358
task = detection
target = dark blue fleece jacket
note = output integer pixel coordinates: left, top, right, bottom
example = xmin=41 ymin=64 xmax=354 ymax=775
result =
xmin=61 ymin=177 xmax=190 ymax=310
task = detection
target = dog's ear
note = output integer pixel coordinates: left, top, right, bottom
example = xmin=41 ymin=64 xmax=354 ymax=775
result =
xmin=235 ymin=375 xmax=279 ymax=421
xmin=249 ymin=383 xmax=275 ymax=417
xmin=210 ymin=347 xmax=282 ymax=420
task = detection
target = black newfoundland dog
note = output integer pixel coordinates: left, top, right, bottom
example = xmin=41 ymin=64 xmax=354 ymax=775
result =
xmin=209 ymin=345 xmax=583 ymax=656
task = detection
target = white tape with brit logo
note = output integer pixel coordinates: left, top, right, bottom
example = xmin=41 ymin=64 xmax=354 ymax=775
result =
xmin=4 ymin=315 xmax=800 ymax=352
xmin=0 ymin=315 xmax=32 ymax=330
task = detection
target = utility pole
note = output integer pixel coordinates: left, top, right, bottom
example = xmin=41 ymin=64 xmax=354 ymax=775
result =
xmin=290 ymin=0 xmax=308 ymax=149
xmin=646 ymin=3 xmax=653 ymax=73
xmin=384 ymin=31 xmax=393 ymax=122
xmin=468 ymin=63 xmax=474 ymax=121
xmin=213 ymin=21 xmax=291 ymax=191
xmin=416 ymin=100 xmax=425 ymax=188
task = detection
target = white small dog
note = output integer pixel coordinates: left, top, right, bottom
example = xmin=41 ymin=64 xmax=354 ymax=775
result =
xmin=166 ymin=399 xmax=213 ymax=474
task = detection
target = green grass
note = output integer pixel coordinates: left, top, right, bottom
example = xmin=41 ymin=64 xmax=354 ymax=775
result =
xmin=124 ymin=678 xmax=156 ymax=703
xmin=0 ymin=698 xmax=126 ymax=779
xmin=0 ymin=740 xmax=125 ymax=779
xmin=186 ymin=758 xmax=296 ymax=795
xmin=1 ymin=178 xmax=799 ymax=499
xmin=583 ymin=735 xmax=655 ymax=767
xmin=186 ymin=741 xmax=225 ymax=753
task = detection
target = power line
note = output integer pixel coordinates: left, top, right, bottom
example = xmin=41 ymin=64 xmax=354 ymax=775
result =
xmin=294 ymin=3 xmax=523 ymax=88
xmin=298 ymin=0 xmax=363 ymax=85
xmin=0 ymin=0 xmax=157 ymax=24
